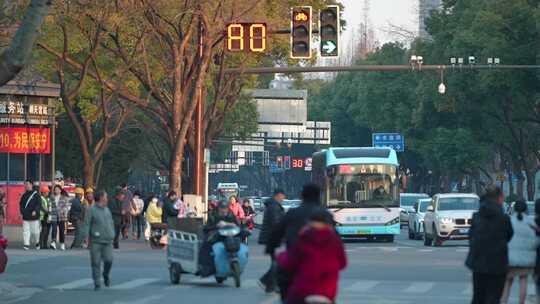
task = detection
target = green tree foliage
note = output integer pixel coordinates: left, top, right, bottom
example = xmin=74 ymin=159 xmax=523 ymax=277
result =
xmin=310 ymin=0 xmax=540 ymax=197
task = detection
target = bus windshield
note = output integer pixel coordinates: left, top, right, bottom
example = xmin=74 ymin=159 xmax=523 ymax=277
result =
xmin=327 ymin=164 xmax=398 ymax=208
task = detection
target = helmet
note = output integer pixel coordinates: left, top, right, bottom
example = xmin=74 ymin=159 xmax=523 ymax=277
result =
xmin=85 ymin=187 xmax=94 ymax=193
xmin=40 ymin=185 xmax=50 ymax=193
xmin=74 ymin=188 xmax=85 ymax=195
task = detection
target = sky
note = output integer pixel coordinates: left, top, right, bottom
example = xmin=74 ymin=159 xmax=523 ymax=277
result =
xmin=340 ymin=0 xmax=418 ymax=45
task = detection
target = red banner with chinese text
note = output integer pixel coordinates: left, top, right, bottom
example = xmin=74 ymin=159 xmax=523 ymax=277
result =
xmin=0 ymin=127 xmax=50 ymax=154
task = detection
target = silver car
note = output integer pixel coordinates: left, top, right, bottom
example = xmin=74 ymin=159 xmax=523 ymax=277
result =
xmin=407 ymin=198 xmax=432 ymax=240
xmin=400 ymin=193 xmax=429 ymax=227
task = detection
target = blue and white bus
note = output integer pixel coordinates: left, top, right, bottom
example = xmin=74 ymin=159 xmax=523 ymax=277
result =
xmin=312 ymin=147 xmax=400 ymax=242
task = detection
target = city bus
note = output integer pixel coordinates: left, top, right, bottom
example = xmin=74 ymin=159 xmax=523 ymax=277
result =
xmin=216 ymin=182 xmax=240 ymax=201
xmin=312 ymin=147 xmax=400 ymax=242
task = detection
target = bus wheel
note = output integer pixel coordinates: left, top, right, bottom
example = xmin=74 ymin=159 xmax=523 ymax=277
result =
xmin=385 ymin=235 xmax=394 ymax=243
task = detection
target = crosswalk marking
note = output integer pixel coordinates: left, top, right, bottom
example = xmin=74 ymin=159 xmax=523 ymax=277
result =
xmin=112 ymin=278 xmax=160 ymax=290
xmin=51 ymin=278 xmax=93 ymax=290
xmin=242 ymin=279 xmax=258 ymax=288
xmin=418 ymin=249 xmax=433 ymax=252
xmin=42 ymin=276 xmax=483 ymax=296
xmin=344 ymin=280 xmax=380 ymax=292
xmin=402 ymin=282 xmax=434 ymax=293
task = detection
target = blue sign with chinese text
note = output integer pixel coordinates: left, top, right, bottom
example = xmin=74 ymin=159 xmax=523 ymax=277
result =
xmin=372 ymin=133 xmax=405 ymax=152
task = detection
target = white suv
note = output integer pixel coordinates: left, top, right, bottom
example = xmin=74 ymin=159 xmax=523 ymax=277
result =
xmin=423 ymin=193 xmax=480 ymax=246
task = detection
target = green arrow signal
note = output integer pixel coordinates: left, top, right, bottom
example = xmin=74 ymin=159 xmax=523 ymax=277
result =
xmin=322 ymin=40 xmax=336 ymax=54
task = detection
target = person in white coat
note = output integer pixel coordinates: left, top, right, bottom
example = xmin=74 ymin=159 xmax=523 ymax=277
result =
xmin=501 ymin=200 xmax=539 ymax=304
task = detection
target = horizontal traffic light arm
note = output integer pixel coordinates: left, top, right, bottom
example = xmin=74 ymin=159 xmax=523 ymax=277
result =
xmin=224 ymin=64 xmax=540 ymax=74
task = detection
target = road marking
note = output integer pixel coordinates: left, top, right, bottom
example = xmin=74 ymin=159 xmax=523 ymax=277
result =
xmin=344 ymin=280 xmax=379 ymax=292
xmin=112 ymin=278 xmax=160 ymax=290
xmin=243 ymin=279 xmax=258 ymax=288
xmin=380 ymin=247 xmax=398 ymax=252
xmin=528 ymin=281 xmax=536 ymax=296
xmin=51 ymin=278 xmax=93 ymax=290
xmin=402 ymin=282 xmax=434 ymax=293
xmin=113 ymin=295 xmax=163 ymax=304
xmin=418 ymin=249 xmax=433 ymax=252
xmin=259 ymin=295 xmax=279 ymax=304
xmin=456 ymin=248 xmax=469 ymax=253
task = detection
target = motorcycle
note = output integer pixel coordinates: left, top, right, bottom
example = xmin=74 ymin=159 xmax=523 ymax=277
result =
xmin=211 ymin=223 xmax=250 ymax=287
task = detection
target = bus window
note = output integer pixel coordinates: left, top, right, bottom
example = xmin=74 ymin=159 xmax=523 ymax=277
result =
xmin=328 ymin=164 xmax=398 ymax=208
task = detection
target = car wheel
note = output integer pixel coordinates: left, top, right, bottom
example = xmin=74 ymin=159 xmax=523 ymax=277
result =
xmin=423 ymin=224 xmax=432 ymax=246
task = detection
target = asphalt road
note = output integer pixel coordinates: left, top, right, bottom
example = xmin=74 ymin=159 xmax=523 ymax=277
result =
xmin=0 ymin=229 xmax=535 ymax=304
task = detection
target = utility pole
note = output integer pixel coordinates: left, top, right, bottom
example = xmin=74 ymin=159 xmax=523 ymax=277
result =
xmin=194 ymin=20 xmax=204 ymax=196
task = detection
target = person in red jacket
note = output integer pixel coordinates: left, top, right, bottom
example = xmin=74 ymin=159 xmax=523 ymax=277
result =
xmin=277 ymin=211 xmax=347 ymax=304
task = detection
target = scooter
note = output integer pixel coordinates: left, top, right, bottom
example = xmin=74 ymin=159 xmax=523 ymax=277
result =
xmin=212 ymin=223 xmax=250 ymax=287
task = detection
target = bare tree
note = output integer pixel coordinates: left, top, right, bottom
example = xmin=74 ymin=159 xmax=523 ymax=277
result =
xmin=0 ymin=0 xmax=51 ymax=85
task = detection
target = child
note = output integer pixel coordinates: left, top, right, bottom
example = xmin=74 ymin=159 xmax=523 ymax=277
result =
xmin=277 ymin=211 xmax=347 ymax=304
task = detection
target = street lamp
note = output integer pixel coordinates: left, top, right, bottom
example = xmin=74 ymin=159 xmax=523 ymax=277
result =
xmin=438 ymin=69 xmax=446 ymax=95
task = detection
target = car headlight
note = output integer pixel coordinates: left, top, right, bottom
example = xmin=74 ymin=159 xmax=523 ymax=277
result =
xmin=439 ymin=217 xmax=454 ymax=224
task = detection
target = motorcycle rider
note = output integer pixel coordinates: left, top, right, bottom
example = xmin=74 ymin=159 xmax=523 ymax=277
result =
xmin=242 ymin=199 xmax=256 ymax=230
xmin=205 ymin=200 xmax=240 ymax=241
xmin=199 ymin=200 xmax=240 ymax=276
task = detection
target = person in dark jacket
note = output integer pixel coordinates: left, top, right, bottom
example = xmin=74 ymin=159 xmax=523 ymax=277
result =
xmin=466 ymin=186 xmax=513 ymax=304
xmin=258 ymin=189 xmax=286 ymax=293
xmin=108 ymin=191 xmax=125 ymax=249
xmin=267 ymin=183 xmax=334 ymax=300
xmin=267 ymin=184 xmax=333 ymax=253
xmin=277 ymin=210 xmax=346 ymax=304
xmin=19 ymin=180 xmax=41 ymax=250
xmin=69 ymin=188 xmax=85 ymax=249
xmin=162 ymin=191 xmax=179 ymax=225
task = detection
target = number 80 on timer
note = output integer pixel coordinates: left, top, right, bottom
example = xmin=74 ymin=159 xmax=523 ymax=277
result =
xmin=226 ymin=22 xmax=267 ymax=53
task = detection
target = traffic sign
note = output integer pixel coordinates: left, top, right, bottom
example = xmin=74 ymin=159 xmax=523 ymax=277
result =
xmin=372 ymin=133 xmax=405 ymax=152
xmin=319 ymin=5 xmax=339 ymax=57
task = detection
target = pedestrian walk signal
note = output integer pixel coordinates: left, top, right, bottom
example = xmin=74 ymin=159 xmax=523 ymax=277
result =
xmin=291 ymin=6 xmax=312 ymax=59
xmin=319 ymin=5 xmax=340 ymax=57
xmin=226 ymin=22 xmax=267 ymax=53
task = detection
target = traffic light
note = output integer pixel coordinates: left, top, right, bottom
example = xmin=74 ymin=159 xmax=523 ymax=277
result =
xmin=319 ymin=5 xmax=340 ymax=57
xmin=291 ymin=6 xmax=312 ymax=59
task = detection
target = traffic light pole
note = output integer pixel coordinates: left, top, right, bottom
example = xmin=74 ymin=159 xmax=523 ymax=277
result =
xmin=224 ymin=64 xmax=540 ymax=74
xmin=194 ymin=21 xmax=204 ymax=197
